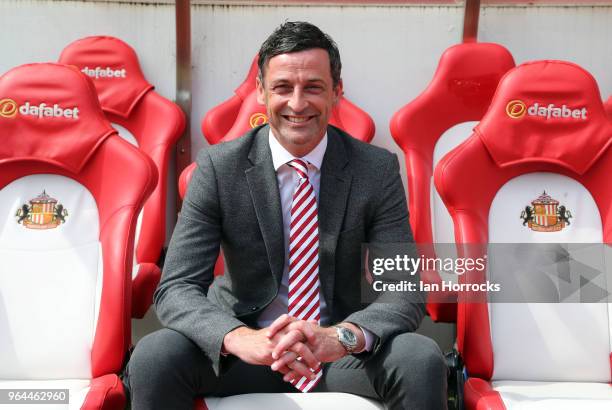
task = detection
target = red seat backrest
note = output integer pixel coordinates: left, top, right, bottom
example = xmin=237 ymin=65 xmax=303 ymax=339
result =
xmin=390 ymin=42 xmax=515 ymax=322
xmin=59 ymin=36 xmax=185 ymax=266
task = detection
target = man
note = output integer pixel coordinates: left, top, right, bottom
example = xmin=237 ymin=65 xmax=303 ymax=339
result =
xmin=125 ymin=21 xmax=447 ymax=409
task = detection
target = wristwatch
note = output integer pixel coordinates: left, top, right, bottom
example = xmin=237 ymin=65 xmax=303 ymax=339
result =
xmin=333 ymin=325 xmax=359 ymax=354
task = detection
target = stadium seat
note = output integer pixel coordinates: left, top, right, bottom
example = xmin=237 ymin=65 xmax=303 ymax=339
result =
xmin=434 ymin=60 xmax=612 ymax=409
xmin=59 ymin=36 xmax=186 ymax=318
xmin=0 ymin=63 xmax=156 ymax=409
xmin=390 ymin=42 xmax=515 ymax=322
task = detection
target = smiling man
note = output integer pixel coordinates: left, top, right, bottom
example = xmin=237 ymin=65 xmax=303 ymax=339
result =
xmin=124 ymin=21 xmax=447 ymax=410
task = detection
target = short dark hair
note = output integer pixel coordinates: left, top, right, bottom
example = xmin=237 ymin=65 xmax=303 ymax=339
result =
xmin=258 ymin=21 xmax=342 ymax=87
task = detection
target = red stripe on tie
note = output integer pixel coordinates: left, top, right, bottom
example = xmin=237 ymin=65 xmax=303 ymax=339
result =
xmin=301 ymin=298 xmax=321 ymax=322
xmin=289 ymin=222 xmax=318 ymax=263
xmin=289 ymin=273 xmax=319 ymax=309
xmin=290 ymin=205 xmax=317 ymax=242
xmin=288 ymin=260 xmax=319 ymax=299
xmin=291 ymin=287 xmax=319 ymax=318
xmin=291 ymin=182 xmax=309 ymax=208
xmin=288 ymin=248 xmax=319 ymax=292
xmin=291 ymin=183 xmax=314 ymax=217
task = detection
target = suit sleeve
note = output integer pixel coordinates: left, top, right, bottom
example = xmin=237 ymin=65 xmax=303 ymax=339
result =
xmin=343 ymin=153 xmax=426 ymax=355
xmin=154 ymin=149 xmax=245 ymax=376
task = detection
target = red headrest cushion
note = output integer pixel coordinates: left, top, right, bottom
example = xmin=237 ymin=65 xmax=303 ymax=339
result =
xmin=59 ymin=36 xmax=154 ymax=118
xmin=391 ymin=42 xmax=515 ymax=155
xmin=476 ymin=60 xmax=611 ymax=175
xmin=0 ymin=63 xmax=116 ymax=172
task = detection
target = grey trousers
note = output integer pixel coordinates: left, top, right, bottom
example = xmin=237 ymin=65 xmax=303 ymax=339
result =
xmin=123 ymin=328 xmax=447 ymax=410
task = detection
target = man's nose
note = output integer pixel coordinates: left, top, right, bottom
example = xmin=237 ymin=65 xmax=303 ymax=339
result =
xmin=288 ymin=89 xmax=307 ymax=113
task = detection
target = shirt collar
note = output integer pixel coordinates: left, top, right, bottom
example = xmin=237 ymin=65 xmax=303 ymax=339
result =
xmin=268 ymin=129 xmax=327 ymax=172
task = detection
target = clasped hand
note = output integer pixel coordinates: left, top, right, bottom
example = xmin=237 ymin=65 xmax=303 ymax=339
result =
xmin=267 ymin=314 xmax=347 ymax=382
xmin=222 ymin=314 xmax=346 ymax=382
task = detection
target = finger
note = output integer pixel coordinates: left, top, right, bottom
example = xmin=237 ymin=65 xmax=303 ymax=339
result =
xmin=271 ymin=351 xmax=298 ymax=372
xmin=286 ymin=321 xmax=317 ymax=344
xmin=290 ymin=342 xmax=320 ymax=371
xmin=286 ymin=359 xmax=316 ymax=381
xmin=283 ymin=370 xmax=299 ymax=383
xmin=276 ymin=364 xmax=292 ymax=375
xmin=266 ymin=314 xmax=294 ymax=338
xmin=272 ymin=329 xmax=304 ymax=359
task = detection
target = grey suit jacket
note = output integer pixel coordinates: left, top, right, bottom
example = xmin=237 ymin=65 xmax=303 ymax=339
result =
xmin=155 ymin=125 xmax=425 ymax=375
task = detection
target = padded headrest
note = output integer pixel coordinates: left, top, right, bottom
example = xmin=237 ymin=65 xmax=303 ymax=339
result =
xmin=0 ymin=63 xmax=116 ymax=173
xmin=59 ymin=36 xmax=154 ymax=118
xmin=476 ymin=60 xmax=612 ymax=175
xmin=426 ymin=42 xmax=515 ymax=110
xmin=391 ymin=41 xmax=515 ymax=154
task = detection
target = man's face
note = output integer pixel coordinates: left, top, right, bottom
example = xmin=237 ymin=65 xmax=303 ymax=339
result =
xmin=256 ymin=48 xmax=342 ymax=157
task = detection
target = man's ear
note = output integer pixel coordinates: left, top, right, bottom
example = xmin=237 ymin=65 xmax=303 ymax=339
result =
xmin=333 ymin=79 xmax=344 ymax=106
xmin=256 ymin=75 xmax=265 ymax=105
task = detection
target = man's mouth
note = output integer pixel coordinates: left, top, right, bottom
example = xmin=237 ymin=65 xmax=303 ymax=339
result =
xmin=283 ymin=115 xmax=315 ymax=124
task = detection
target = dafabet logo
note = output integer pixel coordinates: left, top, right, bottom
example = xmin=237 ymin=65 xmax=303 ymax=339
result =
xmin=249 ymin=112 xmax=268 ymax=128
xmin=0 ymin=99 xmax=79 ymax=120
xmin=81 ymin=66 xmax=127 ymax=79
xmin=506 ymin=100 xmax=587 ymax=120
xmin=0 ymin=98 xmax=18 ymax=118
xmin=505 ymin=100 xmax=527 ymax=119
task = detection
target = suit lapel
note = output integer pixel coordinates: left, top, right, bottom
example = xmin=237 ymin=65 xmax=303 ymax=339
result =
xmin=318 ymin=127 xmax=352 ymax=314
xmin=245 ymin=126 xmax=285 ymax=286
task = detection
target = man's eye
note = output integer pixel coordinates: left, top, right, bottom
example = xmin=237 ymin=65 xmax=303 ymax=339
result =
xmin=306 ymin=86 xmax=323 ymax=93
xmin=273 ymin=85 xmax=291 ymax=93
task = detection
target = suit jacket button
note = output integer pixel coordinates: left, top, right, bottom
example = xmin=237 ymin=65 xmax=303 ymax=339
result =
xmin=251 ymin=306 xmax=258 ymax=311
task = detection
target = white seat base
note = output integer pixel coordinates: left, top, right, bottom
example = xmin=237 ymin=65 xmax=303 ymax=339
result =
xmin=205 ymin=393 xmax=383 ymax=410
xmin=493 ymin=380 xmax=612 ymax=409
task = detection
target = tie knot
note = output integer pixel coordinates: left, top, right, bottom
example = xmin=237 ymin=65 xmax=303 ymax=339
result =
xmin=287 ymin=159 xmax=309 ymax=180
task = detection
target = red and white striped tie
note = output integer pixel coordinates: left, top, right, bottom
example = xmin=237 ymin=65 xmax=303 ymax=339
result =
xmin=286 ymin=159 xmax=323 ymax=392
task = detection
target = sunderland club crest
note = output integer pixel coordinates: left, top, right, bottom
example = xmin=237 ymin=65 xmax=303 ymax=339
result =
xmin=520 ymin=191 xmax=572 ymax=232
xmin=15 ymin=190 xmax=68 ymax=230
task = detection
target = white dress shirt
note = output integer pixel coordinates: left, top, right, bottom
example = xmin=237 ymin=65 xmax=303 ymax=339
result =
xmin=257 ymin=130 xmax=374 ymax=352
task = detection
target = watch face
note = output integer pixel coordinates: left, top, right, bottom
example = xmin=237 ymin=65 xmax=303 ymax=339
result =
xmin=339 ymin=327 xmax=357 ymax=347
